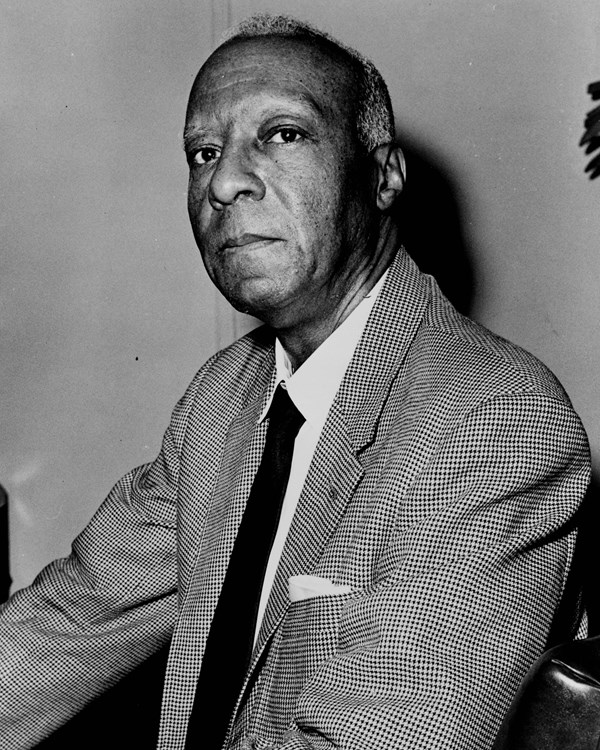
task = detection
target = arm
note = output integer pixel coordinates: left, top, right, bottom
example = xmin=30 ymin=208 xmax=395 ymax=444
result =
xmin=0 ymin=357 xmax=213 ymax=749
xmin=281 ymin=393 xmax=591 ymax=749
xmin=0 ymin=453 xmax=178 ymax=748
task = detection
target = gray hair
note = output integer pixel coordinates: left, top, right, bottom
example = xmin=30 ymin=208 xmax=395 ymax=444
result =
xmin=220 ymin=14 xmax=395 ymax=154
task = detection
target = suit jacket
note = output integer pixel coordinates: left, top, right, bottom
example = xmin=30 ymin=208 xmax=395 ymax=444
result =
xmin=0 ymin=250 xmax=591 ymax=750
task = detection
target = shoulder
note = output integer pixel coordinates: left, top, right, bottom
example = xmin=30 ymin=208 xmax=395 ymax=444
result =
xmin=188 ymin=324 xmax=274 ymax=395
xmin=166 ymin=325 xmax=275 ymax=443
xmin=409 ymin=282 xmax=572 ymax=407
xmin=377 ymin=276 xmax=589 ymax=461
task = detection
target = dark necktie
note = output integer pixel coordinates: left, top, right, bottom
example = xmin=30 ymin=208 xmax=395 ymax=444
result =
xmin=185 ymin=383 xmax=305 ymax=750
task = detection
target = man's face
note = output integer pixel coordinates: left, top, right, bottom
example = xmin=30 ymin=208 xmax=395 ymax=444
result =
xmin=184 ymin=36 xmax=378 ymax=329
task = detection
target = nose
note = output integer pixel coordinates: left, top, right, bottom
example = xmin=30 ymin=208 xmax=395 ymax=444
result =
xmin=208 ymin=143 xmax=266 ymax=210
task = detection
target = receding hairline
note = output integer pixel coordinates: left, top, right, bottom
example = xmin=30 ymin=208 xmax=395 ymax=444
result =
xmin=199 ymin=33 xmax=362 ymax=92
xmin=226 ymin=28 xmax=358 ymax=61
xmin=187 ymin=34 xmax=363 ymax=133
xmin=219 ymin=14 xmax=373 ymax=73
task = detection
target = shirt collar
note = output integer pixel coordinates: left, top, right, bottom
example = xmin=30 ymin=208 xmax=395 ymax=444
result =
xmin=259 ymin=270 xmax=388 ymax=429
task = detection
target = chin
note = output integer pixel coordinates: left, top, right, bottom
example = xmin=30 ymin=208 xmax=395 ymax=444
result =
xmin=219 ymin=277 xmax=289 ymax=319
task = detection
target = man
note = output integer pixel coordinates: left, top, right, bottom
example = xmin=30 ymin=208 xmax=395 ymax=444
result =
xmin=0 ymin=14 xmax=591 ymax=750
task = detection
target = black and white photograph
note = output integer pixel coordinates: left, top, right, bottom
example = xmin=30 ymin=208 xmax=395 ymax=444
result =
xmin=2 ymin=1 xmax=599 ymax=748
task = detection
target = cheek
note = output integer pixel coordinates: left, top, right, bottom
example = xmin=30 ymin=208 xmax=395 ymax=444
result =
xmin=187 ymin=177 xmax=204 ymax=218
xmin=301 ymin=187 xmax=352 ymax=255
xmin=283 ymin=165 xmax=344 ymax=239
xmin=187 ymin=181 xmax=214 ymax=244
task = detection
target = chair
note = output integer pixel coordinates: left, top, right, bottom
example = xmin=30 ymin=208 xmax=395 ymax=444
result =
xmin=494 ymin=476 xmax=600 ymax=749
xmin=493 ymin=636 xmax=600 ymax=749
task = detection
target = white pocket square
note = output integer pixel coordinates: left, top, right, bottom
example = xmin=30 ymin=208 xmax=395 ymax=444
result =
xmin=288 ymin=574 xmax=353 ymax=603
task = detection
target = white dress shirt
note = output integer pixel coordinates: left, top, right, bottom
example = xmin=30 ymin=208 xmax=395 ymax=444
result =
xmin=254 ymin=271 xmax=387 ymax=638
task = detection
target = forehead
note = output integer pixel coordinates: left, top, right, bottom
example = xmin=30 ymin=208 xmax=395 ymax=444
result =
xmin=186 ymin=36 xmax=357 ymax=126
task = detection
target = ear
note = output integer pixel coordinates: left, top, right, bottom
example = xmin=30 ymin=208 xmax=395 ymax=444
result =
xmin=372 ymin=144 xmax=406 ymax=211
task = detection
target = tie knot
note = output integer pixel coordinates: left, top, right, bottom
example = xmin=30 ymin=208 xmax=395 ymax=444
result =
xmin=267 ymin=383 xmax=305 ymax=434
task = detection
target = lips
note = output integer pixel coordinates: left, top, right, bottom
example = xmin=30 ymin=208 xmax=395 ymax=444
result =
xmin=222 ymin=233 xmax=280 ymax=249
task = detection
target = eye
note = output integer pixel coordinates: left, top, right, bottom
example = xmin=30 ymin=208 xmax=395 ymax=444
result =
xmin=267 ymin=127 xmax=305 ymax=144
xmin=191 ymin=145 xmax=221 ymax=166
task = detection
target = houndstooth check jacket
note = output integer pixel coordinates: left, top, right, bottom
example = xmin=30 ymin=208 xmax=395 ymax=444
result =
xmin=0 ymin=249 xmax=591 ymax=749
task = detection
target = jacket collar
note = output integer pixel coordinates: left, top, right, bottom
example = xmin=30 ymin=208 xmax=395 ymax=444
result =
xmin=245 ymin=248 xmax=432 ymax=443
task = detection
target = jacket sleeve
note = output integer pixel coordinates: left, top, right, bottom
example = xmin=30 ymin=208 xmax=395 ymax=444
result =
xmin=0 ymin=357 xmax=216 ymax=750
xmin=279 ymin=392 xmax=591 ymax=750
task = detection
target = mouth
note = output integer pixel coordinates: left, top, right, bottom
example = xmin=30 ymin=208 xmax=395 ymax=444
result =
xmin=221 ymin=233 xmax=281 ymax=250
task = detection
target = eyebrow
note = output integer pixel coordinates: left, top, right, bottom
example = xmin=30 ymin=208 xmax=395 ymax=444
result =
xmin=182 ymin=126 xmax=210 ymax=152
xmin=181 ymin=92 xmax=324 ymax=152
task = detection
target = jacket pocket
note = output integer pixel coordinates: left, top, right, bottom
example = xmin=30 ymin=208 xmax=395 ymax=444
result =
xmin=250 ymin=590 xmax=357 ymax=741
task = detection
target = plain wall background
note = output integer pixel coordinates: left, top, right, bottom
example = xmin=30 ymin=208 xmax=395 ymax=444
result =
xmin=2 ymin=0 xmax=599 ymax=592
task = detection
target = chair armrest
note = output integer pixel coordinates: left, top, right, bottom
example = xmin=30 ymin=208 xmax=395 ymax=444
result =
xmin=493 ymin=637 xmax=600 ymax=750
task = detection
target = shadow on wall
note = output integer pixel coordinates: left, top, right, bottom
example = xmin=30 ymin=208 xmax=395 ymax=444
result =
xmin=393 ymin=132 xmax=475 ymax=316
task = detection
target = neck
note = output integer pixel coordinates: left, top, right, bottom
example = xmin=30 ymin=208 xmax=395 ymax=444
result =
xmin=276 ymin=219 xmax=399 ymax=370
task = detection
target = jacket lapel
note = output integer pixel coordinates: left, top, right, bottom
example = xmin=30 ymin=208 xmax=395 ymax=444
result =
xmin=181 ymin=351 xmax=276 ymax=618
xmin=161 ymin=344 xmax=276 ymax=747
xmin=248 ymin=249 xmax=432 ymax=676
xmin=339 ymin=248 xmax=431 ymax=450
